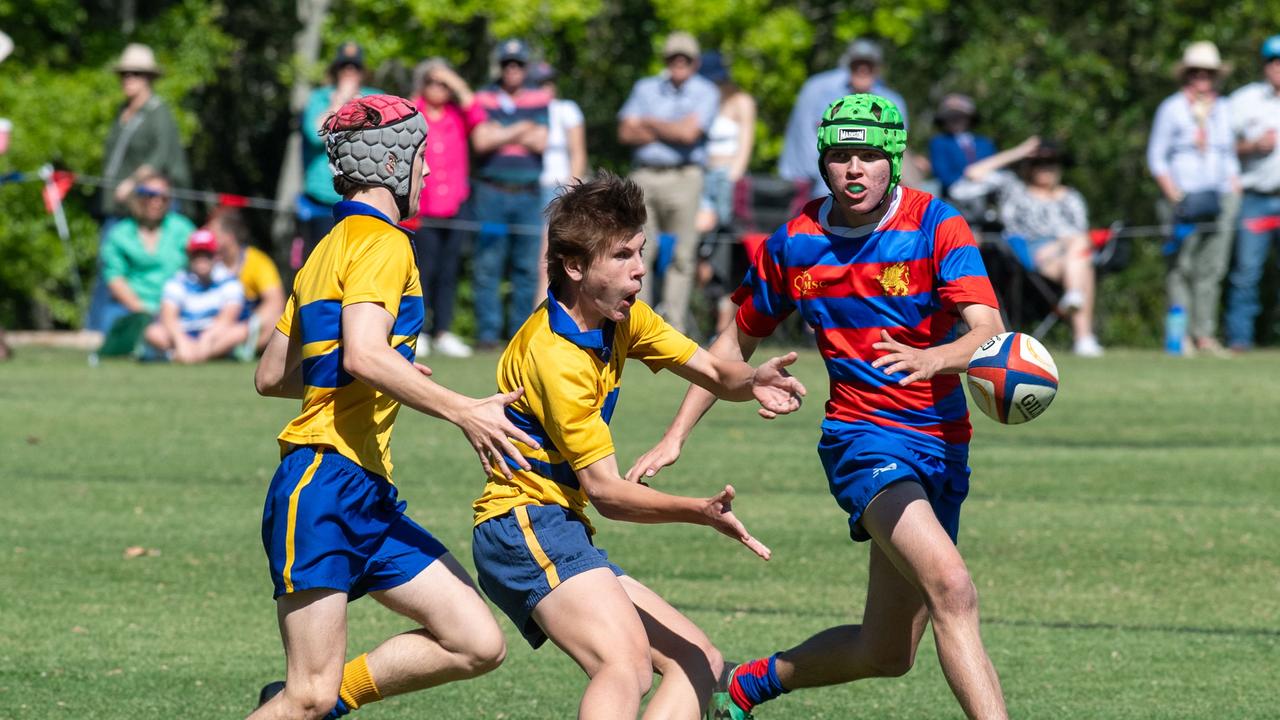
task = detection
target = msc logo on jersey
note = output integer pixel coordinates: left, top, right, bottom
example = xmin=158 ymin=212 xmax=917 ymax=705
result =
xmin=876 ymin=262 xmax=911 ymax=296
xmin=794 ymin=270 xmax=832 ymax=298
xmin=838 ymin=127 xmax=867 ymax=143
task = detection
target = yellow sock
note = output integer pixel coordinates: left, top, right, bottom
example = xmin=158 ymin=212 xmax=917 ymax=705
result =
xmin=338 ymin=653 xmax=382 ymax=711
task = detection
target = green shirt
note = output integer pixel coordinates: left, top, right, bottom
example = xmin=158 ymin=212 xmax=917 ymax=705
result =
xmin=100 ymin=213 xmax=196 ymax=312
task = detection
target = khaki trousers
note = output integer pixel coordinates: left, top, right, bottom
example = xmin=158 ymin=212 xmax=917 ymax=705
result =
xmin=1161 ymin=191 xmax=1240 ymax=339
xmin=631 ymin=165 xmax=704 ymax=333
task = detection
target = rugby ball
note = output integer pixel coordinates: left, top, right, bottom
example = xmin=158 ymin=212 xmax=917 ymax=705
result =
xmin=966 ymin=332 xmax=1058 ymax=424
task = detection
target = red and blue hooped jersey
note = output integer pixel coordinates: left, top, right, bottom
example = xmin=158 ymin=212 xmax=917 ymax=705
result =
xmin=731 ymin=187 xmax=999 ymax=458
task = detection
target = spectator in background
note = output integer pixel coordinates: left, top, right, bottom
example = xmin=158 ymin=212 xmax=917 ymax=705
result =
xmin=471 ymin=39 xmax=550 ymax=349
xmin=618 ymin=31 xmax=719 ymax=333
xmin=89 ymin=43 xmax=192 ymax=332
xmin=299 ymin=42 xmax=381 ymax=262
xmin=929 ymin=93 xmax=995 ymax=197
xmin=143 ymin=229 xmax=245 ymax=363
xmin=1147 ymin=40 xmax=1241 ymax=357
xmin=98 ymin=171 xmax=195 ymax=343
xmin=779 ymin=38 xmax=908 ymax=199
xmin=953 ymin=137 xmax=1104 ymax=357
xmin=208 ymin=207 xmax=283 ymax=357
xmin=1224 ymin=34 xmax=1280 ymax=352
xmin=532 ymin=61 xmax=588 ymax=306
xmin=411 ymin=57 xmax=485 ymax=358
xmin=535 ymin=62 xmax=588 ymax=202
xmin=695 ymin=50 xmax=756 ymax=337
xmin=695 ymin=51 xmax=756 ymax=234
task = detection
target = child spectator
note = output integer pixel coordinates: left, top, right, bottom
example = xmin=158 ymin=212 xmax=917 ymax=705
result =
xmin=143 ymin=229 xmax=245 ymax=363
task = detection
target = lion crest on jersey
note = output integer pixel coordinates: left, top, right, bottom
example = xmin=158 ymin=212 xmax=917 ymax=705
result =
xmin=877 ymin=262 xmax=910 ymax=296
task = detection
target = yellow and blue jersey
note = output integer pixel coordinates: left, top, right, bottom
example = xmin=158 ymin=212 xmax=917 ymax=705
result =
xmin=275 ymin=201 xmax=423 ymax=481
xmin=472 ymin=291 xmax=697 ymax=530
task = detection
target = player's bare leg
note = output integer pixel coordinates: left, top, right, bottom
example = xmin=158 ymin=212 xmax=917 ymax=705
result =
xmin=248 ymin=589 xmax=348 ymax=720
xmin=861 ymin=481 xmax=1007 ymax=719
xmin=770 ymin=539 xmax=930 ymax=687
xmin=532 ymin=568 xmax=654 ymax=719
xmin=363 ymin=553 xmax=506 ymax=695
xmin=618 ymin=575 xmax=723 ymax=719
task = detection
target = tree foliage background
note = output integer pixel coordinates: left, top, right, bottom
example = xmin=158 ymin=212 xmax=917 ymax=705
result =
xmin=1 ymin=0 xmax=1277 ymax=343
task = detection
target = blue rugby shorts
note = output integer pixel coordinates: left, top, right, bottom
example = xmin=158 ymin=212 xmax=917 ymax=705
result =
xmin=472 ymin=504 xmax=624 ymax=648
xmin=261 ymin=446 xmax=448 ymax=600
xmin=818 ymin=423 xmax=971 ymax=543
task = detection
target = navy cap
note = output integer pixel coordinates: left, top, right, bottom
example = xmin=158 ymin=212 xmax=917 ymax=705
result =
xmin=1263 ymin=35 xmax=1280 ymax=61
xmin=498 ymin=38 xmax=530 ymax=64
xmin=330 ymin=41 xmax=364 ymax=71
xmin=699 ymin=50 xmax=730 ymax=84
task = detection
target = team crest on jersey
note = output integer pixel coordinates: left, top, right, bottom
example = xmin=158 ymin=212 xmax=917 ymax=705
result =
xmin=876 ymin=263 xmax=911 ymax=296
xmin=384 ymin=153 xmax=397 ymax=174
xmin=794 ymin=270 xmax=832 ymax=298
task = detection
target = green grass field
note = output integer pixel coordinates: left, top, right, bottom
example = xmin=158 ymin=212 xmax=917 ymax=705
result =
xmin=2 ymin=346 xmax=1278 ymax=719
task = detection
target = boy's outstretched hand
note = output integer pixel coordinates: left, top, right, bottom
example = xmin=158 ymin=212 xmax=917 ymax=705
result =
xmin=701 ymin=484 xmax=771 ymax=560
xmin=752 ymin=351 xmax=807 ymax=419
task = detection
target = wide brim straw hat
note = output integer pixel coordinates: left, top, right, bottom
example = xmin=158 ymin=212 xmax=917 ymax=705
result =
xmin=1173 ymin=40 xmax=1231 ymax=78
xmin=113 ymin=43 xmax=162 ymax=76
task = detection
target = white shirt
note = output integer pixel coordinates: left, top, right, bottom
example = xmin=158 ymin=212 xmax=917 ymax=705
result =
xmin=541 ymin=99 xmax=584 ymax=188
xmin=161 ymin=264 xmax=244 ymax=334
xmin=1229 ymin=81 xmax=1280 ymax=193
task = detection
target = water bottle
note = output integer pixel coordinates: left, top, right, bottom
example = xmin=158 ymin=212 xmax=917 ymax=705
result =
xmin=1164 ymin=305 xmax=1187 ymax=355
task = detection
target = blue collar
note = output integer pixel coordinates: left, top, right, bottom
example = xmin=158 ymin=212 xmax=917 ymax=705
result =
xmin=546 ymin=289 xmax=615 ymax=362
xmin=332 ymin=200 xmax=412 ymax=237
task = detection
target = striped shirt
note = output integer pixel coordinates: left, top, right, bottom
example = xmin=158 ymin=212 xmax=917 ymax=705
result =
xmin=731 ymin=187 xmax=998 ymax=459
xmin=161 ymin=264 xmax=244 ymax=335
xmin=474 ymin=84 xmax=552 ymax=185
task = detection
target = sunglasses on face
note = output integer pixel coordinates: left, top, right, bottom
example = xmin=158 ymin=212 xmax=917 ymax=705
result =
xmin=119 ymin=71 xmax=150 ymax=80
xmin=501 ymin=60 xmax=526 ymax=70
xmin=135 ymin=187 xmax=170 ymax=200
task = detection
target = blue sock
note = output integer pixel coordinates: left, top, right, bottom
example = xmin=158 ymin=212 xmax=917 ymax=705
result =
xmin=729 ymin=653 xmax=789 ymax=711
xmin=323 ymin=698 xmax=351 ymax=719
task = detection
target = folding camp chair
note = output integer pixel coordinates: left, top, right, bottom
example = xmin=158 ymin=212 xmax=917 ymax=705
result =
xmin=982 ymin=222 xmax=1129 ymax=339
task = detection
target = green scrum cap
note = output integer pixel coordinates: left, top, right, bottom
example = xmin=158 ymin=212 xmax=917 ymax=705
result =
xmin=816 ymin=93 xmax=908 ymax=194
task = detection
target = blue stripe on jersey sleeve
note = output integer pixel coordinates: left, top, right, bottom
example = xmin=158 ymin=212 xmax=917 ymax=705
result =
xmin=299 ymin=299 xmax=342 ymax=345
xmin=302 ymin=347 xmax=354 ymax=389
xmin=937 ymin=244 xmax=987 ymax=282
xmin=806 ymin=294 xmax=942 ymax=330
xmin=392 ymin=295 xmax=425 ymax=338
xmin=600 ymin=387 xmax=620 ymax=424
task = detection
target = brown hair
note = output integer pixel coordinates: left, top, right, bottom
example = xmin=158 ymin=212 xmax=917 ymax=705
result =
xmin=207 ymin=206 xmax=251 ymax=248
xmin=544 ymin=172 xmax=647 ymax=293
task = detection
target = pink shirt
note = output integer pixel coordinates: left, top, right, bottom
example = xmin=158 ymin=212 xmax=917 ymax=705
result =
xmin=415 ymin=97 xmax=487 ymax=218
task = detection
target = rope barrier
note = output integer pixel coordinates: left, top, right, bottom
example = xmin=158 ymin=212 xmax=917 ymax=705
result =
xmin=3 ymin=167 xmax=1273 ymax=243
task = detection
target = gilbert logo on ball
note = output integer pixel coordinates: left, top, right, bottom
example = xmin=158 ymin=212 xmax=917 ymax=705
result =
xmin=966 ymin=332 xmax=1059 ymax=424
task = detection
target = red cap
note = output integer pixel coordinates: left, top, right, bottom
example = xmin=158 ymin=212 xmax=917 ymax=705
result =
xmin=187 ymin=228 xmax=218 ymax=254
